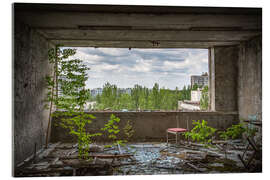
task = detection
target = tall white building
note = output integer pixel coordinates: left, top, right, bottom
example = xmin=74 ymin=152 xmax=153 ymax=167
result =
xmin=191 ymin=89 xmax=202 ymax=102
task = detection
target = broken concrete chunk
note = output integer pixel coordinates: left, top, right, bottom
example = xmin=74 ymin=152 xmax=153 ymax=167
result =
xmin=33 ymin=162 xmax=50 ymax=170
xmin=209 ymin=163 xmax=224 ymax=168
xmin=54 ymin=161 xmax=63 ymax=165
xmin=38 ymin=142 xmax=61 ymax=159
xmin=63 ymin=166 xmax=73 ymax=170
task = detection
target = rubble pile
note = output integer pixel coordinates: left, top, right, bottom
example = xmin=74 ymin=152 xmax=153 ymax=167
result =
xmin=15 ymin=140 xmax=261 ymax=177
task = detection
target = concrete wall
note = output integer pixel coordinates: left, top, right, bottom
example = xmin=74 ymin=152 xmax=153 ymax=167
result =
xmin=50 ymin=112 xmax=238 ymax=142
xmin=214 ymin=46 xmax=239 ymax=112
xmin=14 ymin=20 xmax=53 ymax=166
xmin=238 ymin=36 xmax=262 ymax=120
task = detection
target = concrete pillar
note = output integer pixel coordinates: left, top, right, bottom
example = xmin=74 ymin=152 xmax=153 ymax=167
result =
xmin=208 ymin=48 xmax=215 ymax=111
xmin=14 ymin=20 xmax=54 ymax=167
xmin=214 ymin=46 xmax=239 ymax=112
xmin=238 ymin=36 xmax=262 ymax=121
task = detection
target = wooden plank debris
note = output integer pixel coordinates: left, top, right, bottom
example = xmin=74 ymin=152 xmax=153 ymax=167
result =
xmin=38 ymin=142 xmax=61 ymax=159
xmin=66 ymin=149 xmax=77 ymax=157
xmin=51 ymin=157 xmax=59 ymax=165
xmin=16 ymin=142 xmax=61 ymax=169
xmin=212 ymin=140 xmax=228 ymax=144
xmin=185 ymin=162 xmax=204 ymax=172
xmin=47 ymin=153 xmax=133 ymax=160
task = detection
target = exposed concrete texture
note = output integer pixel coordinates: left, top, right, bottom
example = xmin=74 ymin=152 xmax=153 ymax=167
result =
xmin=209 ymin=48 xmax=215 ymax=111
xmin=14 ymin=20 xmax=53 ymax=166
xmin=50 ymin=112 xmax=238 ymax=143
xmin=15 ymin=4 xmax=261 ymax=48
xmin=238 ymin=36 xmax=262 ymax=120
xmin=214 ymin=46 xmax=239 ymax=112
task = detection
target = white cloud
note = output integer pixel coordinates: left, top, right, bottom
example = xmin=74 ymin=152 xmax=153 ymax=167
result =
xmin=132 ymin=59 xmax=152 ymax=72
xmin=163 ymin=60 xmax=189 ymax=69
xmin=98 ymin=48 xmax=127 ymax=56
xmin=69 ymin=48 xmax=208 ymax=89
xmin=202 ymin=58 xmax=208 ymax=63
xmin=92 ymin=63 xmax=120 ymax=72
xmin=72 ymin=50 xmax=103 ymax=63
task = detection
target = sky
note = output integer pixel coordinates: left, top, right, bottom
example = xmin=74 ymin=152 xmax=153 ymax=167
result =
xmin=68 ymin=47 xmax=208 ymax=90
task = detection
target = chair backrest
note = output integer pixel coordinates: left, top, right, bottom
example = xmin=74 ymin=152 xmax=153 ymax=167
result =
xmin=176 ymin=114 xmax=189 ymax=131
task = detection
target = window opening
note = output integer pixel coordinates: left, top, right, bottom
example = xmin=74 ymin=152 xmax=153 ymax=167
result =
xmin=59 ymin=47 xmax=209 ymax=112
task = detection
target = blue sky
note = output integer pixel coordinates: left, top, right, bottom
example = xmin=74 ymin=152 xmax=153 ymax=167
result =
xmin=70 ymin=48 xmax=208 ymax=90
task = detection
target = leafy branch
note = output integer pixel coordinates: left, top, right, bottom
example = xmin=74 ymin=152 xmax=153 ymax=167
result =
xmin=101 ymin=114 xmax=125 ymax=148
xmin=46 ymin=46 xmax=101 ymax=159
xmin=184 ymin=120 xmax=216 ymax=146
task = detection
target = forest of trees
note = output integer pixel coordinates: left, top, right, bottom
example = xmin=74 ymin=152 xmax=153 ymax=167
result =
xmin=87 ymin=82 xmax=205 ymax=111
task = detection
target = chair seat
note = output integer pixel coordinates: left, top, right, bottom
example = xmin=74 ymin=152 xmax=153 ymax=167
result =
xmin=167 ymin=128 xmax=188 ymax=133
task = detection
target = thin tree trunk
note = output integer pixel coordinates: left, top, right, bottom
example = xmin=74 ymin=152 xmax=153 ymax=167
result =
xmin=45 ymin=47 xmax=57 ymax=148
xmin=45 ymin=72 xmax=55 ymax=148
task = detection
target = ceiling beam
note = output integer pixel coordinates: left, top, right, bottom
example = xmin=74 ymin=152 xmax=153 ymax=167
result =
xmin=16 ymin=12 xmax=261 ymax=31
xmin=50 ymin=39 xmax=240 ymax=48
xmin=39 ymin=29 xmax=261 ymax=42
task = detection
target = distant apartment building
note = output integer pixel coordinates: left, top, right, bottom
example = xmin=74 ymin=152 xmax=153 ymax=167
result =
xmin=125 ymin=88 xmax=132 ymax=95
xmin=118 ymin=88 xmax=132 ymax=95
xmin=90 ymin=87 xmax=132 ymax=97
xmin=190 ymin=72 xmax=209 ymax=88
xmin=90 ymin=88 xmax=103 ymax=97
xmin=58 ymin=75 xmax=85 ymax=97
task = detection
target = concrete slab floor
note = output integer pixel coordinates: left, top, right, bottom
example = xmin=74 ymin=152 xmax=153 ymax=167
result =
xmin=15 ymin=140 xmax=261 ymax=177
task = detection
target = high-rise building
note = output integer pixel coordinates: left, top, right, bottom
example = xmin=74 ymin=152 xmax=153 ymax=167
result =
xmin=191 ymin=72 xmax=208 ymax=88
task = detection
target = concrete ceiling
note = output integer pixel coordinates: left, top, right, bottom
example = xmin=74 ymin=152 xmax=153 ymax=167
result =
xmin=14 ymin=3 xmax=262 ymax=48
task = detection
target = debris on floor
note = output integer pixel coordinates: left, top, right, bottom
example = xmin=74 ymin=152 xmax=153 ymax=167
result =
xmin=15 ymin=140 xmax=261 ymax=177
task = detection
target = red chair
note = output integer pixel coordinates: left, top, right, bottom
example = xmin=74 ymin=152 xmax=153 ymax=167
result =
xmin=166 ymin=128 xmax=188 ymax=145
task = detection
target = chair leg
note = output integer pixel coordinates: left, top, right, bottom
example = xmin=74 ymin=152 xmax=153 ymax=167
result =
xmin=176 ymin=133 xmax=178 ymax=144
xmin=166 ymin=132 xmax=168 ymax=146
